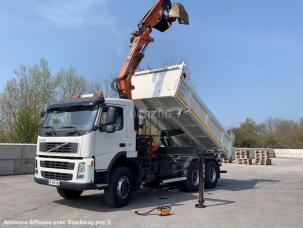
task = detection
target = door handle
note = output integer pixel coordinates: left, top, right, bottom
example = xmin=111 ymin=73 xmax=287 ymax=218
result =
xmin=119 ymin=143 xmax=126 ymax=147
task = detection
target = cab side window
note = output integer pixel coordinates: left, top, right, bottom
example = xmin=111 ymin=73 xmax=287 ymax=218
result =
xmin=113 ymin=108 xmax=123 ymax=131
xmin=100 ymin=107 xmax=124 ymax=131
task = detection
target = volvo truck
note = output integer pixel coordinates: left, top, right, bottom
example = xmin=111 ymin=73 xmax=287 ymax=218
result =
xmin=34 ymin=0 xmax=234 ymax=207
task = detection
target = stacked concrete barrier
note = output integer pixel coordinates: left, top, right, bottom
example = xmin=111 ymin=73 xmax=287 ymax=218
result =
xmin=232 ymin=148 xmax=275 ymax=159
xmin=235 ymin=149 xmax=252 ymax=165
xmin=233 ymin=148 xmax=303 ymax=159
xmin=0 ymin=144 xmax=36 ymax=176
xmin=253 ymin=150 xmax=272 ymax=165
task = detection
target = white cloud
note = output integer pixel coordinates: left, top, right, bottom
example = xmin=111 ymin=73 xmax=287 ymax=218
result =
xmin=31 ymin=0 xmax=126 ymax=55
xmin=33 ymin=0 xmax=112 ymax=27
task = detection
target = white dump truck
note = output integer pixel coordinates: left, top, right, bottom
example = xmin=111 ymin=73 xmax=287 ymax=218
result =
xmin=34 ymin=63 xmax=234 ymax=207
xmin=35 ymin=0 xmax=234 ymax=208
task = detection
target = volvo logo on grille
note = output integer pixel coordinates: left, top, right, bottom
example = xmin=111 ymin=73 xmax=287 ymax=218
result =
xmin=39 ymin=142 xmax=78 ymax=153
xmin=47 ymin=143 xmax=69 ymax=153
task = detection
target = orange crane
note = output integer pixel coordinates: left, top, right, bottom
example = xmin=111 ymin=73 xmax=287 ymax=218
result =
xmin=111 ymin=0 xmax=189 ymax=99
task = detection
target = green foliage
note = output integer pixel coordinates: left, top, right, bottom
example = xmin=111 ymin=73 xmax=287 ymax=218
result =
xmin=0 ymin=119 xmax=8 ymax=143
xmin=12 ymin=106 xmax=41 ymax=143
xmin=233 ymin=119 xmax=261 ymax=148
xmin=54 ymin=67 xmax=101 ymax=100
xmin=232 ymin=117 xmax=303 ymax=149
xmin=0 ymin=58 xmax=108 ymax=143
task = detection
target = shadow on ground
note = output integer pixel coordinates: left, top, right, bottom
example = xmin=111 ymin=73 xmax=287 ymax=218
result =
xmin=54 ymin=178 xmax=279 ymax=212
xmin=54 ymin=183 xmax=237 ymax=212
xmin=217 ymin=178 xmax=280 ymax=191
xmin=54 ymin=178 xmax=280 ymax=212
xmin=54 ymin=187 xmax=196 ymax=213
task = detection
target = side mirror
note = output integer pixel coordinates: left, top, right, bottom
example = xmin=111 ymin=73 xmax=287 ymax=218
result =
xmin=40 ymin=111 xmax=46 ymax=118
xmin=105 ymin=125 xmax=115 ymax=133
xmin=105 ymin=107 xmax=117 ymax=125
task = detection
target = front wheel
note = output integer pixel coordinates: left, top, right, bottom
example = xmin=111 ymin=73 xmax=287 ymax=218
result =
xmin=56 ymin=188 xmax=83 ymax=199
xmin=104 ymin=167 xmax=133 ymax=208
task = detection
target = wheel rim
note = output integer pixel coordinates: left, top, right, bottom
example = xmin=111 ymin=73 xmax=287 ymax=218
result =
xmin=209 ymin=167 xmax=217 ymax=183
xmin=192 ymin=169 xmax=199 ymax=186
xmin=117 ymin=176 xmax=130 ymax=200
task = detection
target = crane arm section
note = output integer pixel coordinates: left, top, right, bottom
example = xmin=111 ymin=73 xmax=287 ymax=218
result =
xmin=112 ymin=0 xmax=189 ymax=99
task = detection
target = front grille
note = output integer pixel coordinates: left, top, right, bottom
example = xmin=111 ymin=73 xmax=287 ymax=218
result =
xmin=40 ymin=161 xmax=75 ymax=170
xmin=41 ymin=171 xmax=73 ymax=181
xmin=39 ymin=142 xmax=78 ymax=153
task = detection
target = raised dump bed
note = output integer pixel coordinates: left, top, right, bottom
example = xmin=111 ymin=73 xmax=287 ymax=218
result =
xmin=132 ymin=63 xmax=234 ymax=158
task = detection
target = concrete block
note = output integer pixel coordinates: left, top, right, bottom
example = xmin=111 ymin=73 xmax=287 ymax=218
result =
xmin=0 ymin=160 xmax=15 ymax=176
xmin=0 ymin=145 xmax=22 ymax=159
xmin=22 ymin=159 xmax=35 ymax=174
xmin=290 ymin=154 xmax=297 ymax=158
xmin=15 ymin=159 xmax=35 ymax=175
xmin=22 ymin=145 xmax=37 ymax=159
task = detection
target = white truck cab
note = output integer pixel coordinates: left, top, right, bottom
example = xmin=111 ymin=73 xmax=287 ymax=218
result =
xmin=35 ymin=96 xmax=137 ymax=192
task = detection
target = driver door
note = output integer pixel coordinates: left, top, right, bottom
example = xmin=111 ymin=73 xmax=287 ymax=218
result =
xmin=94 ymin=106 xmax=126 ymax=171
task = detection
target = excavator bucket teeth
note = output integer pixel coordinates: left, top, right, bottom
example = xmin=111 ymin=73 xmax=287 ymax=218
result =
xmin=168 ymin=3 xmax=189 ymax=25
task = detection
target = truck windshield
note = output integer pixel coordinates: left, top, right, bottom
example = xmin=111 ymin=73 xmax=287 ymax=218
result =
xmin=42 ymin=106 xmax=98 ymax=135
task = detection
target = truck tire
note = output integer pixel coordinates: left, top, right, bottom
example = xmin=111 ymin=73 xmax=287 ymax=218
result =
xmin=205 ymin=160 xmax=219 ymax=188
xmin=104 ymin=167 xmax=133 ymax=208
xmin=178 ymin=163 xmax=199 ymax=192
xmin=56 ymin=188 xmax=83 ymax=199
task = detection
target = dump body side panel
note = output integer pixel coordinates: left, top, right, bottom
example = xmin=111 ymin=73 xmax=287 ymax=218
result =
xmin=132 ymin=63 xmax=234 ymax=158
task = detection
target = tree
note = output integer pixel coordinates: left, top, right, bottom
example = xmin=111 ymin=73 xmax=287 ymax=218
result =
xmin=232 ymin=119 xmax=261 ymax=148
xmin=0 ymin=58 xmax=116 ymax=143
xmin=54 ymin=67 xmax=102 ymax=100
xmin=258 ymin=117 xmax=280 ymax=148
xmin=232 ymin=117 xmax=303 ymax=149
xmin=0 ymin=118 xmax=8 ymax=143
xmin=0 ymin=58 xmax=55 ymax=142
xmin=12 ymin=106 xmax=41 ymax=143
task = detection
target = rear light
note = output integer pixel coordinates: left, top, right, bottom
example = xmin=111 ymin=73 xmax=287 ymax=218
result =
xmin=73 ymin=93 xmax=81 ymax=99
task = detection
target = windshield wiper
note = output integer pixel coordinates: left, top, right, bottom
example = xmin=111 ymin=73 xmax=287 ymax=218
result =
xmin=59 ymin=126 xmax=80 ymax=136
xmin=43 ymin=126 xmax=56 ymax=136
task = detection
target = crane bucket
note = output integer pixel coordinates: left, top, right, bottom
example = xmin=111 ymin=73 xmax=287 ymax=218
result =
xmin=154 ymin=2 xmax=189 ymax=32
xmin=168 ymin=3 xmax=189 ymax=25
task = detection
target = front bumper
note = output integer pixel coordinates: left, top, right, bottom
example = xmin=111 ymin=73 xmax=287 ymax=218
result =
xmin=35 ymin=156 xmax=96 ymax=188
xmin=34 ymin=177 xmax=95 ymax=190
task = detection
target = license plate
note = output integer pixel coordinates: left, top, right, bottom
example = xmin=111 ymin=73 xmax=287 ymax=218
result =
xmin=48 ymin=179 xmax=60 ymax=186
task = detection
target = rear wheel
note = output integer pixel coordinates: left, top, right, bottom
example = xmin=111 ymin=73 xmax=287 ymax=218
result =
xmin=205 ymin=161 xmax=219 ymax=188
xmin=56 ymin=188 xmax=83 ymax=199
xmin=104 ymin=167 xmax=133 ymax=208
xmin=178 ymin=163 xmax=199 ymax=192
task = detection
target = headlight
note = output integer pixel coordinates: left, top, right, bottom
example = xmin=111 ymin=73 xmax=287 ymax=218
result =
xmin=77 ymin=162 xmax=86 ymax=179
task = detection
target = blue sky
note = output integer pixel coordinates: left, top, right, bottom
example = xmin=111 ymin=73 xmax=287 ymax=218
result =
xmin=0 ymin=0 xmax=302 ymax=127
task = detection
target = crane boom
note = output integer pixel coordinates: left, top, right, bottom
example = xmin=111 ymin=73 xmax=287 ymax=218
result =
xmin=112 ymin=0 xmax=189 ymax=99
